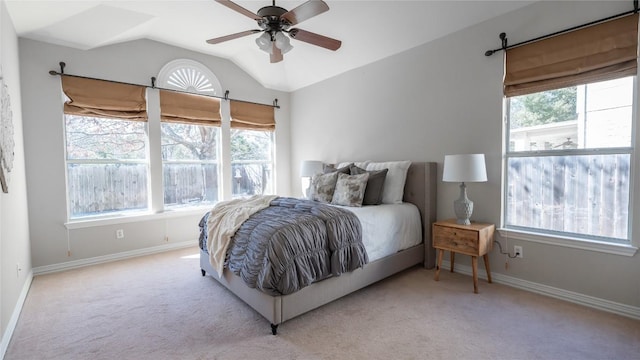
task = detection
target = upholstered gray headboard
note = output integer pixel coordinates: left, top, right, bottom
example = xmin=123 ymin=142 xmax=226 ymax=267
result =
xmin=403 ymin=162 xmax=437 ymax=269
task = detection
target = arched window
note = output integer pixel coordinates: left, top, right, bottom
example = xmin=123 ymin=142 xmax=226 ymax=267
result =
xmin=157 ymin=59 xmax=221 ymax=95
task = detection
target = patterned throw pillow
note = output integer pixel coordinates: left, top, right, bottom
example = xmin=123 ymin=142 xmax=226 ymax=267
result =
xmin=331 ymin=172 xmax=370 ymax=207
xmin=311 ymin=172 xmax=339 ymax=203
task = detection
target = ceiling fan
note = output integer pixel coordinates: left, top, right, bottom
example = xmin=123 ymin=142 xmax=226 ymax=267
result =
xmin=207 ymin=0 xmax=342 ymax=63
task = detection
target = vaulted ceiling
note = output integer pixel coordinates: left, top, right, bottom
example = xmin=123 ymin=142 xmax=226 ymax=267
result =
xmin=5 ymin=1 xmax=534 ymax=92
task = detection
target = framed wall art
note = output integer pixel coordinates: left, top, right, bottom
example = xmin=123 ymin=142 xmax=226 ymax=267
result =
xmin=0 ymin=66 xmax=15 ymax=193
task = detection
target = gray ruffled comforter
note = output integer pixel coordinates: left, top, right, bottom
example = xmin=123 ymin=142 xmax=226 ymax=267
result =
xmin=199 ymin=197 xmax=368 ymax=296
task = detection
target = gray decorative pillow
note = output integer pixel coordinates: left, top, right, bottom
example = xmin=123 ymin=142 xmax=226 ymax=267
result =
xmin=323 ymin=163 xmax=352 ymax=174
xmin=331 ymin=172 xmax=369 ymax=207
xmin=350 ymin=165 xmax=388 ymax=205
xmin=311 ymin=172 xmax=339 ymax=203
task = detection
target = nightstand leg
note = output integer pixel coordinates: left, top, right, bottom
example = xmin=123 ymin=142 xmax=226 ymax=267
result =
xmin=450 ymin=252 xmax=455 ymax=272
xmin=471 ymin=256 xmax=478 ymax=294
xmin=435 ymin=249 xmax=444 ymax=281
xmin=483 ymin=254 xmax=492 ymax=283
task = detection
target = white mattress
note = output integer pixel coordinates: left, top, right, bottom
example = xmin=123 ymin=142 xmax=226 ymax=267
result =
xmin=336 ymin=203 xmax=422 ymax=262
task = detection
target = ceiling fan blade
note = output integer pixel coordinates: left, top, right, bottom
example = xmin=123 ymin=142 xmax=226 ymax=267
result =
xmin=281 ymin=0 xmax=329 ymax=26
xmin=271 ymin=43 xmax=284 ymax=63
xmin=206 ymin=29 xmax=261 ymax=44
xmin=214 ymin=0 xmax=261 ymax=20
xmin=289 ymin=28 xmax=341 ymax=51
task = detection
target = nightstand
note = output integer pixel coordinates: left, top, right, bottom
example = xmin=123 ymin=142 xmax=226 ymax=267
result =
xmin=432 ymin=219 xmax=495 ymax=293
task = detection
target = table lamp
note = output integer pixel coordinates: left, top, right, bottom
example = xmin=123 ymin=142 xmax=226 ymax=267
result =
xmin=300 ymin=160 xmax=323 ymax=198
xmin=442 ymin=154 xmax=487 ymax=225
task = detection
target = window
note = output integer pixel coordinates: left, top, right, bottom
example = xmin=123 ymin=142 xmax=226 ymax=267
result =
xmin=65 ymin=115 xmax=149 ymax=218
xmin=162 ymin=122 xmax=220 ymax=208
xmin=229 ymin=100 xmax=276 ymax=199
xmin=62 ymin=75 xmax=149 ymax=219
xmin=157 ymin=60 xmax=222 ymax=209
xmin=231 ymin=129 xmax=274 ymax=198
xmin=504 ymin=76 xmax=634 ymax=242
xmin=63 ymin=59 xmax=277 ymax=221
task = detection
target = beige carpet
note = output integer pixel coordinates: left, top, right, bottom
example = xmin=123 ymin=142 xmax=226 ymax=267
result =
xmin=5 ymin=246 xmax=640 ymax=360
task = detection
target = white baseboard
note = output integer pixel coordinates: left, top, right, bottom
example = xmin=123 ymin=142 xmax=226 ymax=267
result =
xmin=1 ymin=270 xmax=33 ymax=360
xmin=440 ymin=260 xmax=640 ymax=320
xmin=33 ymin=240 xmax=197 ymax=275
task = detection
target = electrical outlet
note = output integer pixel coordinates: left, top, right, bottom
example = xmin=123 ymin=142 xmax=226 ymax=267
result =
xmin=116 ymin=229 xmax=124 ymax=239
xmin=514 ymin=245 xmax=523 ymax=258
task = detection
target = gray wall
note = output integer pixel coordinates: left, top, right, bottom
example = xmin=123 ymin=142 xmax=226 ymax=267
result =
xmin=0 ymin=0 xmax=31 ymax=351
xmin=290 ymin=1 xmax=640 ymax=308
xmin=19 ymin=38 xmax=291 ymax=269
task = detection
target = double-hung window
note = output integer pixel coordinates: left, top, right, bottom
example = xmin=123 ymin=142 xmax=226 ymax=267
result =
xmin=502 ymin=14 xmax=638 ymax=245
xmin=160 ymin=90 xmax=221 ymax=208
xmin=229 ymin=101 xmax=275 ymax=198
xmin=62 ymin=76 xmax=149 ymax=219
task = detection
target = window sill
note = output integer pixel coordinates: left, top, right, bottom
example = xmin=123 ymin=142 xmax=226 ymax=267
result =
xmin=497 ymin=228 xmax=638 ymax=256
xmin=65 ymin=207 xmax=210 ymax=230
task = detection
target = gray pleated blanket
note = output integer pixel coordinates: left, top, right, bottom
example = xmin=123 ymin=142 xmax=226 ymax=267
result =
xmin=199 ymin=197 xmax=368 ymax=295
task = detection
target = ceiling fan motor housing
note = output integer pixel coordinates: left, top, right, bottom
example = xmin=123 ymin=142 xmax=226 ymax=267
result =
xmin=257 ymin=6 xmax=291 ymax=32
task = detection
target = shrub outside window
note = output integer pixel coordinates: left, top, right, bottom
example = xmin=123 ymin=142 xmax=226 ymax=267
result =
xmin=504 ymin=76 xmax=634 ymax=243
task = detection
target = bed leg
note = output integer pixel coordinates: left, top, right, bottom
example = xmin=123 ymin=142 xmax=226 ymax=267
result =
xmin=201 ymin=269 xmax=206 ymax=276
xmin=271 ymin=324 xmax=278 ymax=335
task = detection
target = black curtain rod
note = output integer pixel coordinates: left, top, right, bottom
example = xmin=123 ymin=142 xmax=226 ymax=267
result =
xmin=48 ymin=62 xmax=280 ymax=109
xmin=484 ymin=6 xmax=638 ymax=56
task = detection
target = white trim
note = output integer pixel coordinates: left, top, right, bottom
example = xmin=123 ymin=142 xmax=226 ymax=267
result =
xmin=441 ymin=260 xmax=640 ymax=320
xmin=1 ymin=270 xmax=33 ymax=360
xmin=498 ymin=228 xmax=638 ymax=256
xmin=65 ymin=207 xmax=210 ymax=229
xmin=33 ymin=240 xmax=196 ymax=275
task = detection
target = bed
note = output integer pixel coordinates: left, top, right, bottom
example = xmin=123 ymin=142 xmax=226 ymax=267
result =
xmin=200 ymin=161 xmax=437 ymax=334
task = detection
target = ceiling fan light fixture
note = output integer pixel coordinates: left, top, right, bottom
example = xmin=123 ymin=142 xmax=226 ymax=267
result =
xmin=255 ymin=32 xmax=272 ymax=53
xmin=274 ymin=31 xmax=293 ymax=54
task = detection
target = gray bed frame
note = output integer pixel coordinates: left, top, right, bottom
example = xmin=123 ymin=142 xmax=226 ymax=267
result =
xmin=200 ymin=161 xmax=437 ymax=335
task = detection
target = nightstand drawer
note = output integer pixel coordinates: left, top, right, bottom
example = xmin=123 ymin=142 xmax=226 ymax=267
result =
xmin=433 ymin=225 xmax=478 ymax=254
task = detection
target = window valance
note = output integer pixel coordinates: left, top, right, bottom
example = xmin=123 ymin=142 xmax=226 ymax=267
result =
xmin=159 ymin=90 xmax=221 ymax=126
xmin=504 ymin=13 xmax=639 ymax=97
xmin=62 ymin=75 xmax=148 ymax=121
xmin=230 ymin=100 xmax=275 ymax=131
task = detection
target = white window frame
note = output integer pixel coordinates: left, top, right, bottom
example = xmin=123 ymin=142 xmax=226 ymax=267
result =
xmin=500 ymin=77 xmax=639 ymax=256
xmin=64 ymin=115 xmax=151 ymax=221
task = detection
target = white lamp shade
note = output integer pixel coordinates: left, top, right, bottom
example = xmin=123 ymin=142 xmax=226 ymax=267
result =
xmin=300 ymin=160 xmax=323 ymax=177
xmin=442 ymin=154 xmax=487 ymax=182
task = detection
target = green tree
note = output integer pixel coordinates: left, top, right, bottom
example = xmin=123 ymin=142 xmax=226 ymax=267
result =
xmin=510 ymin=87 xmax=577 ymax=129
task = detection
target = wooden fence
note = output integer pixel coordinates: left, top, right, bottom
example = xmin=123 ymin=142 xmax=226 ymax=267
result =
xmin=68 ymin=161 xmax=272 ymax=217
xmin=505 ymin=154 xmax=630 ymax=240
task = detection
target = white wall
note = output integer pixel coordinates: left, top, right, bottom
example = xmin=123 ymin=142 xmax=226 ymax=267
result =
xmin=0 ymin=0 xmax=32 ymax=354
xmin=290 ymin=1 xmax=640 ymax=308
xmin=19 ymin=38 xmax=291 ymax=269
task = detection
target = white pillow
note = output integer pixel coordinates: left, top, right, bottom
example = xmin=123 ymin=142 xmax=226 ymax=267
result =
xmin=338 ymin=161 xmax=370 ymax=169
xmin=366 ymin=161 xmax=411 ymax=204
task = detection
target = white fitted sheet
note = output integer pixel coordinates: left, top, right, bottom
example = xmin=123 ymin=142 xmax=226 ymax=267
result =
xmin=336 ymin=203 xmax=422 ymax=262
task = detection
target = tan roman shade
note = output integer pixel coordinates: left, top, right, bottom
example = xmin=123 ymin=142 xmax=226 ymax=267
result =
xmin=504 ymin=13 xmax=639 ymax=97
xmin=230 ymin=100 xmax=275 ymax=131
xmin=159 ymin=90 xmax=221 ymax=126
xmin=62 ymin=75 xmax=147 ymax=121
